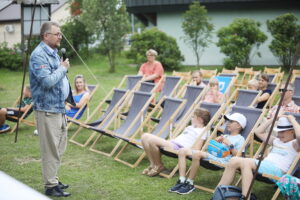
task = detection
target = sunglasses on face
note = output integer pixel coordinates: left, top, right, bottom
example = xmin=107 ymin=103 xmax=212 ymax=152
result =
xmin=279 ymin=88 xmax=292 ymax=92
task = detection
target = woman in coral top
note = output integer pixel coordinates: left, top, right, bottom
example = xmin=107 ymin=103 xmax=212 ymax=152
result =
xmin=138 ymin=49 xmax=164 ymax=92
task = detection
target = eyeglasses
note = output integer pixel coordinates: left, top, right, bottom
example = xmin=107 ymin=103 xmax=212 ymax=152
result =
xmin=279 ymin=88 xmax=293 ymax=92
xmin=47 ymin=32 xmax=62 ymax=38
xmin=147 ymin=54 xmax=155 ymax=57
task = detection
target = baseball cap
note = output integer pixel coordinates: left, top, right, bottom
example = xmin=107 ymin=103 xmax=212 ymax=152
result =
xmin=224 ymin=113 xmax=247 ymax=129
xmin=273 ymin=117 xmax=294 ymax=132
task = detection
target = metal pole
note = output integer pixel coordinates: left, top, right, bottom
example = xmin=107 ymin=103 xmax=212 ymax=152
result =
xmin=15 ymin=0 xmax=37 ymax=143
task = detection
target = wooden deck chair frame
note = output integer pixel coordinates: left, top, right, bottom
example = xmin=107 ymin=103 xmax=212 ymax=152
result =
xmin=68 ymin=88 xmax=130 ymax=147
xmin=113 ymin=97 xmax=187 ymax=168
xmin=88 ymin=91 xmax=155 ymax=157
xmin=200 ymin=68 xmax=218 ymax=79
xmin=236 ymin=112 xmax=300 ymax=200
xmin=66 ymin=84 xmax=99 ymax=129
xmin=191 ymin=105 xmax=267 ymax=193
xmin=264 ymin=66 xmax=282 ymax=74
xmin=234 ymin=67 xmax=253 ymax=87
xmin=221 ymin=68 xmax=237 ymax=74
xmin=263 ymin=82 xmax=280 ymax=110
xmin=158 ymin=102 xmax=227 ymax=179
xmin=291 ymin=70 xmax=300 ymax=82
xmin=172 ymin=70 xmax=192 ymax=83
xmin=8 ymin=103 xmax=34 ymax=133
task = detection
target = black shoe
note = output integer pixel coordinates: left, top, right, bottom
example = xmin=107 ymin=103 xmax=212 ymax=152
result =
xmin=176 ymin=182 xmax=195 ymax=195
xmin=168 ymin=180 xmax=186 ymax=193
xmin=58 ymin=181 xmax=69 ymax=189
xmin=45 ymin=185 xmax=71 ymax=197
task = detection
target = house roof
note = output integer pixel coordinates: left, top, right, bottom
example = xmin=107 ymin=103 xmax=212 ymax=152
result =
xmin=125 ymin=0 xmax=300 ymax=13
xmin=0 ymin=0 xmax=66 ymax=22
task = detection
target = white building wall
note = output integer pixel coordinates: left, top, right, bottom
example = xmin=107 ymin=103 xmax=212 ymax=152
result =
xmin=0 ymin=22 xmax=21 ymax=48
xmin=51 ymin=3 xmax=71 ymax=25
xmin=157 ymin=8 xmax=300 ymax=66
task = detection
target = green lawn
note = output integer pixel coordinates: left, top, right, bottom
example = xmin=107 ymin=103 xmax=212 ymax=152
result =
xmin=0 ymin=55 xmax=283 ymax=200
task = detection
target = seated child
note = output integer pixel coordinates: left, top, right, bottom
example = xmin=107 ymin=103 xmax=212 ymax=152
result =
xmin=169 ymin=112 xmax=247 ymax=195
xmin=247 ymin=79 xmax=259 ymax=91
xmin=191 ymin=70 xmax=206 ymax=87
xmin=203 ymin=78 xmax=224 ymax=104
xmin=217 ymin=115 xmax=300 ymax=199
xmin=0 ymin=86 xmax=32 ymax=133
xmin=141 ymin=108 xmax=211 ymax=177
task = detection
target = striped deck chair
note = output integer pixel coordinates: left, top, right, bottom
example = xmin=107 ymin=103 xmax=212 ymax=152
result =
xmin=192 ymin=105 xmax=265 ymax=193
xmin=68 ymin=88 xmax=129 ymax=147
xmin=114 ymin=97 xmax=186 ymax=168
xmin=156 ymin=76 xmax=182 ymax=103
xmin=89 ymin=91 xmax=154 ymax=157
xmin=158 ymin=102 xmax=226 ymax=179
xmin=138 ymin=82 xmax=156 ymax=93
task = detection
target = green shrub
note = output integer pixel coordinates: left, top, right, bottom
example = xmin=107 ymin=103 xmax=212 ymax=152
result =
xmin=0 ymin=42 xmax=22 ymax=70
xmin=126 ymin=28 xmax=184 ymax=70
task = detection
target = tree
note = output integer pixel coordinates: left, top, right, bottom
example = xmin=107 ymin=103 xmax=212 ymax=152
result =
xmin=267 ymin=13 xmax=300 ymax=69
xmin=126 ymin=28 xmax=184 ymax=70
xmin=182 ymin=1 xmax=213 ymax=66
xmin=60 ymin=18 xmax=91 ymax=59
xmin=80 ymin=0 xmax=130 ymax=72
xmin=217 ymin=18 xmax=267 ymax=69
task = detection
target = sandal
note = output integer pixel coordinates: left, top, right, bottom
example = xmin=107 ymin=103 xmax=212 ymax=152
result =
xmin=147 ymin=165 xmax=165 ymax=177
xmin=142 ymin=166 xmax=152 ymax=175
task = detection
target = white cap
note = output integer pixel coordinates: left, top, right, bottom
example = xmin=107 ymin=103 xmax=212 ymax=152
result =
xmin=224 ymin=113 xmax=247 ymax=129
xmin=273 ymin=117 xmax=294 ymax=132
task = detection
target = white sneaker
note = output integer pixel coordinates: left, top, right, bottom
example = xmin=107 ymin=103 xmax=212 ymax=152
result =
xmin=33 ymin=129 xmax=38 ymax=136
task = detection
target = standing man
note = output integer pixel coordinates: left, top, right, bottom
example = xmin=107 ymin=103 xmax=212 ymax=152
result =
xmin=29 ymin=21 xmax=71 ymax=197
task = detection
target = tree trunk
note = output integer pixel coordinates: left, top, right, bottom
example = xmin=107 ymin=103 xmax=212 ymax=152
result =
xmin=107 ymin=51 xmax=115 ymax=73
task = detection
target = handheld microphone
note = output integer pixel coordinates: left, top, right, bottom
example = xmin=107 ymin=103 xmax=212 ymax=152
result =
xmin=61 ymin=48 xmax=66 ymax=61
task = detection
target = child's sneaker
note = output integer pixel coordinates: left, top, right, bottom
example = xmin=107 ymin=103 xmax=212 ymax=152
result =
xmin=0 ymin=124 xmax=10 ymax=133
xmin=176 ymin=182 xmax=195 ymax=194
xmin=168 ymin=180 xmax=186 ymax=193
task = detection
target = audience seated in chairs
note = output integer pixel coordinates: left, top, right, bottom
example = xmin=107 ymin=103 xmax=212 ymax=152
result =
xmin=169 ymin=113 xmax=247 ymax=195
xmin=0 ymin=86 xmax=32 ymax=133
xmin=191 ymin=70 xmax=206 ymax=87
xmin=141 ymin=108 xmax=211 ymax=177
xmin=256 ymin=74 xmax=272 ymax=109
xmin=65 ymin=74 xmax=90 ymax=120
xmin=217 ymin=114 xmax=300 ymax=199
xmin=203 ymin=78 xmax=224 ymax=104
xmin=267 ymin=83 xmax=299 ymax=120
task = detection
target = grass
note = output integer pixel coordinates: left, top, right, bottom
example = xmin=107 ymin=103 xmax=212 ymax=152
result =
xmin=0 ymin=54 xmax=284 ymax=200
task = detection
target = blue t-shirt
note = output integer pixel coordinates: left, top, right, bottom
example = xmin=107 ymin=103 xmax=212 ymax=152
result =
xmin=65 ymin=92 xmax=87 ymax=119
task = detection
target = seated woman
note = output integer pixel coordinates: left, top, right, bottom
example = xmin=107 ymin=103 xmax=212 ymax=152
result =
xmin=191 ymin=70 xmax=206 ymax=87
xmin=141 ymin=108 xmax=211 ymax=177
xmin=203 ymin=78 xmax=224 ymax=103
xmin=217 ymin=115 xmax=300 ymax=199
xmin=0 ymin=86 xmax=32 ymax=133
xmin=65 ymin=75 xmax=90 ymax=120
xmin=256 ymin=74 xmax=272 ymax=109
xmin=138 ymin=49 xmax=164 ymax=92
xmin=276 ymin=174 xmax=300 ymax=200
xmin=169 ymin=113 xmax=247 ymax=195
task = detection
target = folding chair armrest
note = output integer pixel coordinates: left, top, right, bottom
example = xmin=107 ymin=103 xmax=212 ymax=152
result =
xmin=209 ymin=160 xmax=226 ymax=168
xmin=262 ymin=173 xmax=280 ymax=181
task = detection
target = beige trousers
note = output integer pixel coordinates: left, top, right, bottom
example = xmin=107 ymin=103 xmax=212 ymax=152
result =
xmin=35 ymin=111 xmax=67 ymax=188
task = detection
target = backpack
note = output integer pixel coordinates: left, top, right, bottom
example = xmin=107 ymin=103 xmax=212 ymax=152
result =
xmin=211 ymin=185 xmax=257 ymax=200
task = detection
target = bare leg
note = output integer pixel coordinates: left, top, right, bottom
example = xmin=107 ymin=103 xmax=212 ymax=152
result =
xmin=148 ymin=136 xmax=173 ymax=167
xmin=188 ymin=151 xmax=207 ymax=180
xmin=218 ymin=157 xmax=256 ymax=197
xmin=178 ymin=148 xmax=193 ymax=176
xmin=0 ymin=108 xmax=7 ymax=126
xmin=141 ymin=133 xmax=155 ymax=168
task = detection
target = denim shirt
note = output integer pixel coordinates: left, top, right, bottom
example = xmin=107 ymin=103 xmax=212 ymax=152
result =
xmin=29 ymin=41 xmax=69 ymax=113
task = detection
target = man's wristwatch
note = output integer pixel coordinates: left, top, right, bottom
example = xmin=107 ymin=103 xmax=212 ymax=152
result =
xmin=229 ymin=144 xmax=234 ymax=150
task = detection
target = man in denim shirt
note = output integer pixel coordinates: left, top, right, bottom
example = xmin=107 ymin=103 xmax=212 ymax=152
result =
xmin=29 ymin=21 xmax=70 ymax=197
